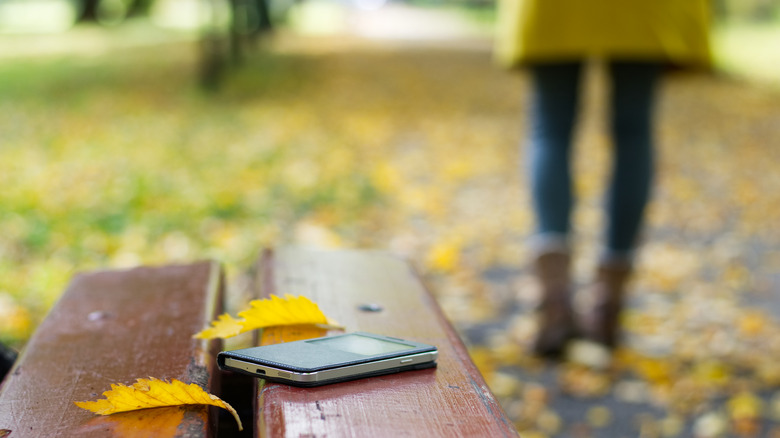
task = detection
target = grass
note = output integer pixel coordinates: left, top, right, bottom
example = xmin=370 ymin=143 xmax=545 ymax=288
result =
xmin=0 ymin=41 xmax=390 ymax=345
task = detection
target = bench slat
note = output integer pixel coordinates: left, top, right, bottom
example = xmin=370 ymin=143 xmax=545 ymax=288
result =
xmin=254 ymin=249 xmax=517 ymax=438
xmin=0 ymin=261 xmax=224 ymax=438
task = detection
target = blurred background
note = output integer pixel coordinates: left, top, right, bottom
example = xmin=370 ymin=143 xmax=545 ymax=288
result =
xmin=2 ymin=0 xmax=780 ymax=436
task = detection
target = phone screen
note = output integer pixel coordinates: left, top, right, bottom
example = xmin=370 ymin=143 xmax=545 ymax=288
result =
xmin=306 ymin=333 xmax=416 ymax=356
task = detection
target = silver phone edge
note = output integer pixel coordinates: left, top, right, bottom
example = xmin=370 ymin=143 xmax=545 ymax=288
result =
xmin=224 ymin=350 xmax=438 ymax=383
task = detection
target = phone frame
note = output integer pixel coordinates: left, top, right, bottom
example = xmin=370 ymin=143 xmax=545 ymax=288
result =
xmin=217 ymin=332 xmax=438 ymax=387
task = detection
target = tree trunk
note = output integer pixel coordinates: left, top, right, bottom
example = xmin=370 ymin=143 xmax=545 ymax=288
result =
xmin=127 ymin=0 xmax=154 ymax=17
xmin=79 ymin=0 xmax=100 ymax=21
xmin=712 ymin=0 xmax=729 ymax=20
xmin=256 ymin=0 xmax=272 ymax=32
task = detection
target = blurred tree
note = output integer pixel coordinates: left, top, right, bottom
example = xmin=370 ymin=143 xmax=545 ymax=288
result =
xmin=127 ymin=0 xmax=153 ymax=16
xmin=201 ymin=0 xmax=273 ymax=90
xmin=230 ymin=0 xmax=272 ymax=61
xmin=201 ymin=0 xmax=273 ymax=89
xmin=232 ymin=0 xmax=272 ymax=39
xmin=79 ymin=0 xmax=100 ymax=21
xmin=715 ymin=0 xmax=780 ymax=21
xmin=77 ymin=0 xmax=153 ymax=22
xmin=713 ymin=0 xmax=728 ymax=19
xmin=749 ymin=0 xmax=778 ymax=20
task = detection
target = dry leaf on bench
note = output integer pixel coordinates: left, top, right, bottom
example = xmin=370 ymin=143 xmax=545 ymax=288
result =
xmin=74 ymin=378 xmax=242 ymax=431
xmin=1 ymin=429 xmax=11 ymax=438
xmin=79 ymin=405 xmax=187 ymax=437
xmin=194 ymin=294 xmax=341 ymax=340
xmin=193 ymin=313 xmax=245 ymax=340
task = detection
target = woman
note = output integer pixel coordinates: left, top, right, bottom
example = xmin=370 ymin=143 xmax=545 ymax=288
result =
xmin=495 ymin=0 xmax=712 ymax=356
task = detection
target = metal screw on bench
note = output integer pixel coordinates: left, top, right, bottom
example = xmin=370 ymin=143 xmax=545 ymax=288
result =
xmin=87 ymin=310 xmax=112 ymax=321
xmin=358 ymin=303 xmax=384 ymax=312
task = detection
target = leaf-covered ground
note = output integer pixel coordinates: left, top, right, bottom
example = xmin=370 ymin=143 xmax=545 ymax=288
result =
xmin=2 ymin=8 xmax=780 ymax=437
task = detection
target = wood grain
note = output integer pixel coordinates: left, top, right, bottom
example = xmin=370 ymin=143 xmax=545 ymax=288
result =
xmin=254 ymin=248 xmax=518 ymax=438
xmin=0 ymin=261 xmax=224 ymax=438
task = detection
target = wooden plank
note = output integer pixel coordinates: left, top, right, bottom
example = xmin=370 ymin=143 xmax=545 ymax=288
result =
xmin=0 ymin=261 xmax=224 ymax=438
xmin=254 ymin=248 xmax=518 ymax=438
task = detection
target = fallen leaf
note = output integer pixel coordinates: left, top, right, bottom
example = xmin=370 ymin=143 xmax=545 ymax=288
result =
xmin=74 ymin=378 xmax=242 ymax=431
xmin=634 ymin=356 xmax=675 ymax=386
xmin=537 ymin=410 xmax=562 ymax=435
xmin=636 ymin=414 xmax=661 ymax=438
xmin=558 ymin=364 xmax=611 ymax=398
xmin=613 ymin=380 xmax=649 ymax=404
xmin=192 ymin=314 xmax=244 ymax=340
xmin=487 ymin=371 xmax=523 ymax=399
xmin=770 ymin=393 xmax=780 ymax=421
xmin=660 ymin=415 xmax=685 ymax=437
xmin=586 ymin=406 xmax=612 ymax=429
xmin=728 ymin=391 xmax=763 ymax=421
xmin=239 ymin=295 xmax=338 ymax=331
xmin=79 ymin=406 xmax=185 ymax=438
xmin=260 ymin=324 xmax=331 ymax=345
xmin=738 ymin=311 xmax=768 ymax=337
xmin=467 ymin=346 xmax=496 ymax=378
xmin=691 ymin=360 xmax=731 ymax=389
xmin=0 ymin=429 xmax=10 ymax=437
xmin=693 ymin=411 xmax=728 ymax=438
xmin=194 ymin=294 xmax=340 ymax=340
xmin=732 ymin=418 xmax=761 ymax=438
xmin=426 ymin=238 xmax=463 ymax=273
xmin=757 ymin=358 xmax=780 ymax=386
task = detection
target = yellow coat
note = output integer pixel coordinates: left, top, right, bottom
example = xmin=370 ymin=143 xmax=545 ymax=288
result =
xmin=495 ymin=0 xmax=713 ymax=68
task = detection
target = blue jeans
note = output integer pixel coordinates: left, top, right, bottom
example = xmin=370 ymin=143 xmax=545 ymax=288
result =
xmin=527 ymin=61 xmax=661 ymax=259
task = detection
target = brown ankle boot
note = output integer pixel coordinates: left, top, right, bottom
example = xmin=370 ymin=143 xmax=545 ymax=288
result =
xmin=532 ymin=252 xmax=577 ymax=357
xmin=580 ymin=263 xmax=632 ymax=349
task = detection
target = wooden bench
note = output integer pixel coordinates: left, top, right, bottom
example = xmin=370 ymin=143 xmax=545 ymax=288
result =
xmin=0 ymin=249 xmax=517 ymax=437
xmin=0 ymin=261 xmax=225 ymax=438
xmin=247 ymin=248 xmax=518 ymax=437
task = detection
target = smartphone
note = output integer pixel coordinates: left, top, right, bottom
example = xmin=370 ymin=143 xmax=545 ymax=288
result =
xmin=217 ymin=332 xmax=438 ymax=387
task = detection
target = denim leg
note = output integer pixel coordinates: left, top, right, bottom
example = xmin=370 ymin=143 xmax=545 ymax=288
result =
xmin=605 ymin=61 xmax=662 ymax=257
xmin=527 ymin=62 xmax=583 ymax=244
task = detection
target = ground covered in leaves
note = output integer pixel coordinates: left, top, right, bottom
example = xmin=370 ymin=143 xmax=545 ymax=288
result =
xmin=2 ymin=10 xmax=780 ymax=437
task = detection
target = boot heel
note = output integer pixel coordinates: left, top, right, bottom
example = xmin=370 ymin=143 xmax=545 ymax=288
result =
xmin=580 ymin=263 xmax=632 ymax=349
xmin=531 ymin=251 xmax=577 ymax=357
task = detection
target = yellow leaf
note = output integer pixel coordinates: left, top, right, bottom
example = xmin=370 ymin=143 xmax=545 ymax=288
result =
xmin=426 ymin=238 xmax=462 ymax=273
xmin=586 ymin=405 xmax=612 ymax=429
xmin=738 ymin=310 xmax=768 ymax=337
xmin=261 ymin=324 xmax=330 ymax=345
xmin=194 ymin=294 xmax=341 ymax=340
xmin=193 ymin=314 xmax=244 ymax=340
xmin=691 ymin=360 xmax=731 ymax=388
xmin=74 ymin=378 xmax=242 ymax=431
xmin=239 ymin=295 xmax=336 ymax=331
xmin=80 ymin=406 xmax=185 ymax=437
xmin=635 ymin=357 xmax=675 ymax=386
xmin=728 ymin=391 xmax=763 ymax=420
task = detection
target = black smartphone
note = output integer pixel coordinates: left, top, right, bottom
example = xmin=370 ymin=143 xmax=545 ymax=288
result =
xmin=217 ymin=332 xmax=438 ymax=387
